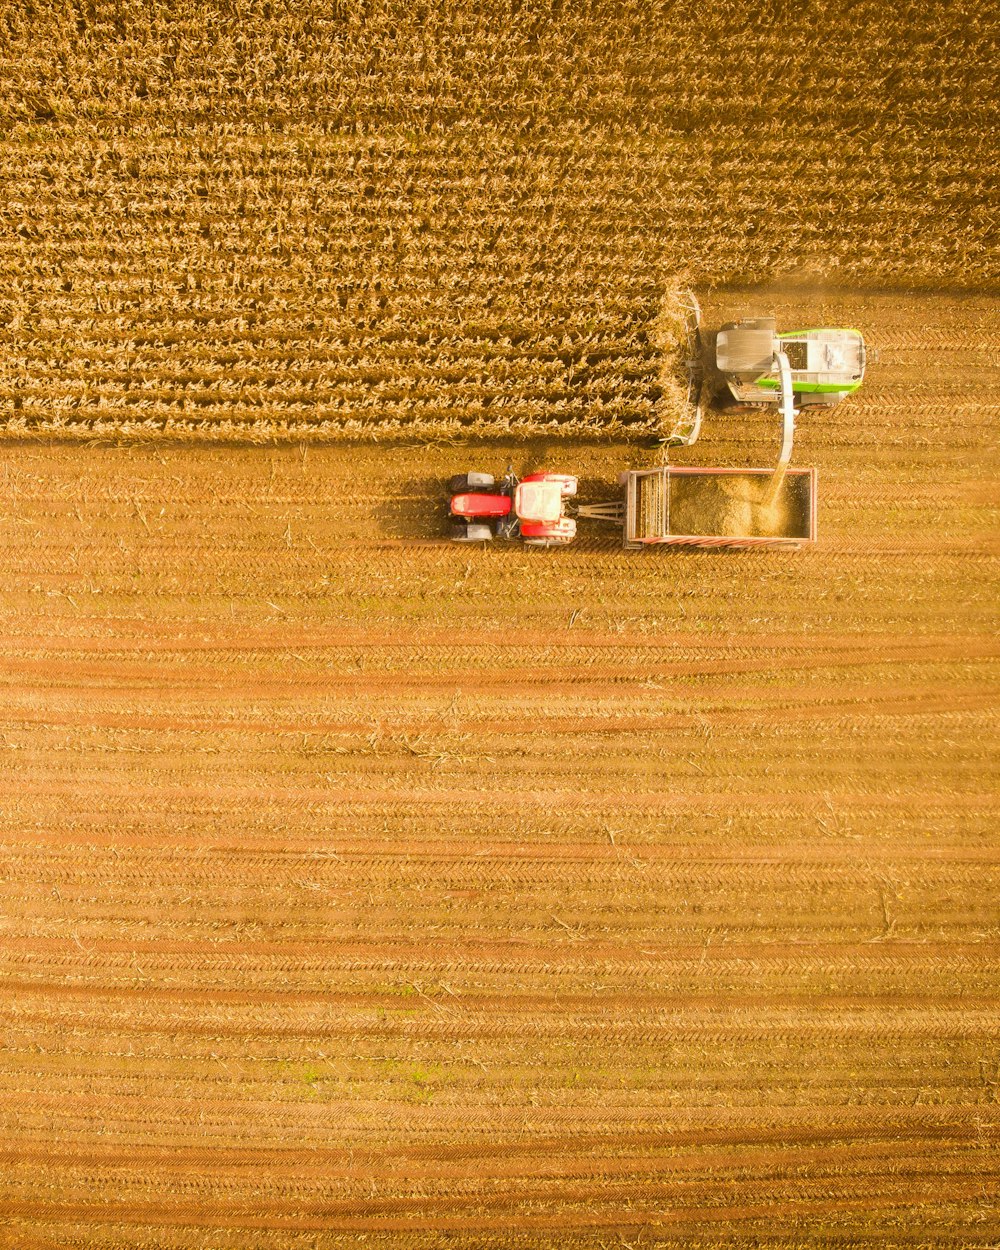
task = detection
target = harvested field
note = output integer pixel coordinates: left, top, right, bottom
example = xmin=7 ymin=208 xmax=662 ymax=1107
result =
xmin=1 ymin=294 xmax=998 ymax=1245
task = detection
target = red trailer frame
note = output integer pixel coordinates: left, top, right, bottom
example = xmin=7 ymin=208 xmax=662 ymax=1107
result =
xmin=622 ymin=466 xmax=817 ymax=551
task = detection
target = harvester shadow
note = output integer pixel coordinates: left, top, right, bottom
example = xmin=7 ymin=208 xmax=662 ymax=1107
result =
xmin=699 ymin=328 xmax=728 ymax=398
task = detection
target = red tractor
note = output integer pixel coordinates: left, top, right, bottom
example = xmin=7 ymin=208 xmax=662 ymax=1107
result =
xmin=448 ymin=468 xmax=578 ymax=547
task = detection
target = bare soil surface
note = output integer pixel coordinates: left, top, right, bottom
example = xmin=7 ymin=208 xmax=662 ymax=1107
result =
xmin=1 ymin=293 xmax=998 ymax=1246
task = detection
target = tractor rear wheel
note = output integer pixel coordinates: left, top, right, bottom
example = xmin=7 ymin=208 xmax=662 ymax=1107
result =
xmin=452 ymin=522 xmax=494 ymax=543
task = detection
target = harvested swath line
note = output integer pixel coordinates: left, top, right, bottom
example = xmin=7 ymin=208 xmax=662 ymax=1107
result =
xmin=0 ymin=622 xmax=990 ymax=651
xmin=7 ymin=1102 xmax=996 ymax=1149
xmin=5 ymin=935 xmax=991 ymax=966
xmin=3 ymin=637 xmax=993 ymax=677
xmin=2 ymin=1142 xmax=988 ymax=1193
xmin=7 ymin=769 xmax=992 ymax=803
xmin=4 ymin=843 xmax=998 ymax=870
xmin=4 ymin=976 xmax=997 ymax=1013
xmin=0 ymin=1191 xmax=988 ymax=1236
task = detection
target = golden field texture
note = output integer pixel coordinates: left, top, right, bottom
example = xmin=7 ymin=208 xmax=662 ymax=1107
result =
xmin=1 ymin=1 xmax=998 ymax=1243
xmin=0 ymin=0 xmax=997 ymax=439
xmin=0 ymin=293 xmax=997 ymax=1245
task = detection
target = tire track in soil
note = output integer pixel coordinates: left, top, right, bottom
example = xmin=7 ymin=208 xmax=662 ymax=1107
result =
xmin=1 ymin=1185 xmax=995 ymax=1234
xmin=0 ymin=623 xmax=993 ymax=651
xmin=7 ymin=778 xmax=993 ymax=812
xmin=5 ymin=1131 xmax=995 ymax=1178
xmin=1 ymin=980 xmax=995 ymax=1012
xmin=2 ymin=689 xmax=993 ymax=734
xmin=2 ymin=643 xmax=994 ymax=692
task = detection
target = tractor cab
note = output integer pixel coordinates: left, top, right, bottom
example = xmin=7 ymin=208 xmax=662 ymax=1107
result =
xmin=514 ymin=480 xmax=564 ymax=524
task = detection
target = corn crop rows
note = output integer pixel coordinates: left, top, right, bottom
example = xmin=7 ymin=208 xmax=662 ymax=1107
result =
xmin=0 ymin=0 xmax=995 ymax=441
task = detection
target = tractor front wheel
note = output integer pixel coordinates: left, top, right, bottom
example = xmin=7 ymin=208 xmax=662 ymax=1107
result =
xmin=449 ymin=471 xmax=495 ymax=492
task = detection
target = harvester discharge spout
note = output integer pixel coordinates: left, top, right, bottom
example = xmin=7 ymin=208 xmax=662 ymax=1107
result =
xmin=764 ymin=348 xmax=795 ymax=511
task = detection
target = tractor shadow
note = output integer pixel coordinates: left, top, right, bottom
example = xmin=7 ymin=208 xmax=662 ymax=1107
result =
xmin=381 ymin=475 xmax=455 ymax=540
xmin=381 ymin=468 xmax=624 ymax=549
xmin=394 ymin=472 xmax=631 ymax=551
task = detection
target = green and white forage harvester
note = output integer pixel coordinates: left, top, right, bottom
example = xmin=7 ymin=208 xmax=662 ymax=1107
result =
xmin=665 ymin=296 xmax=867 ymax=448
xmin=713 ymin=316 xmax=866 ymax=413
